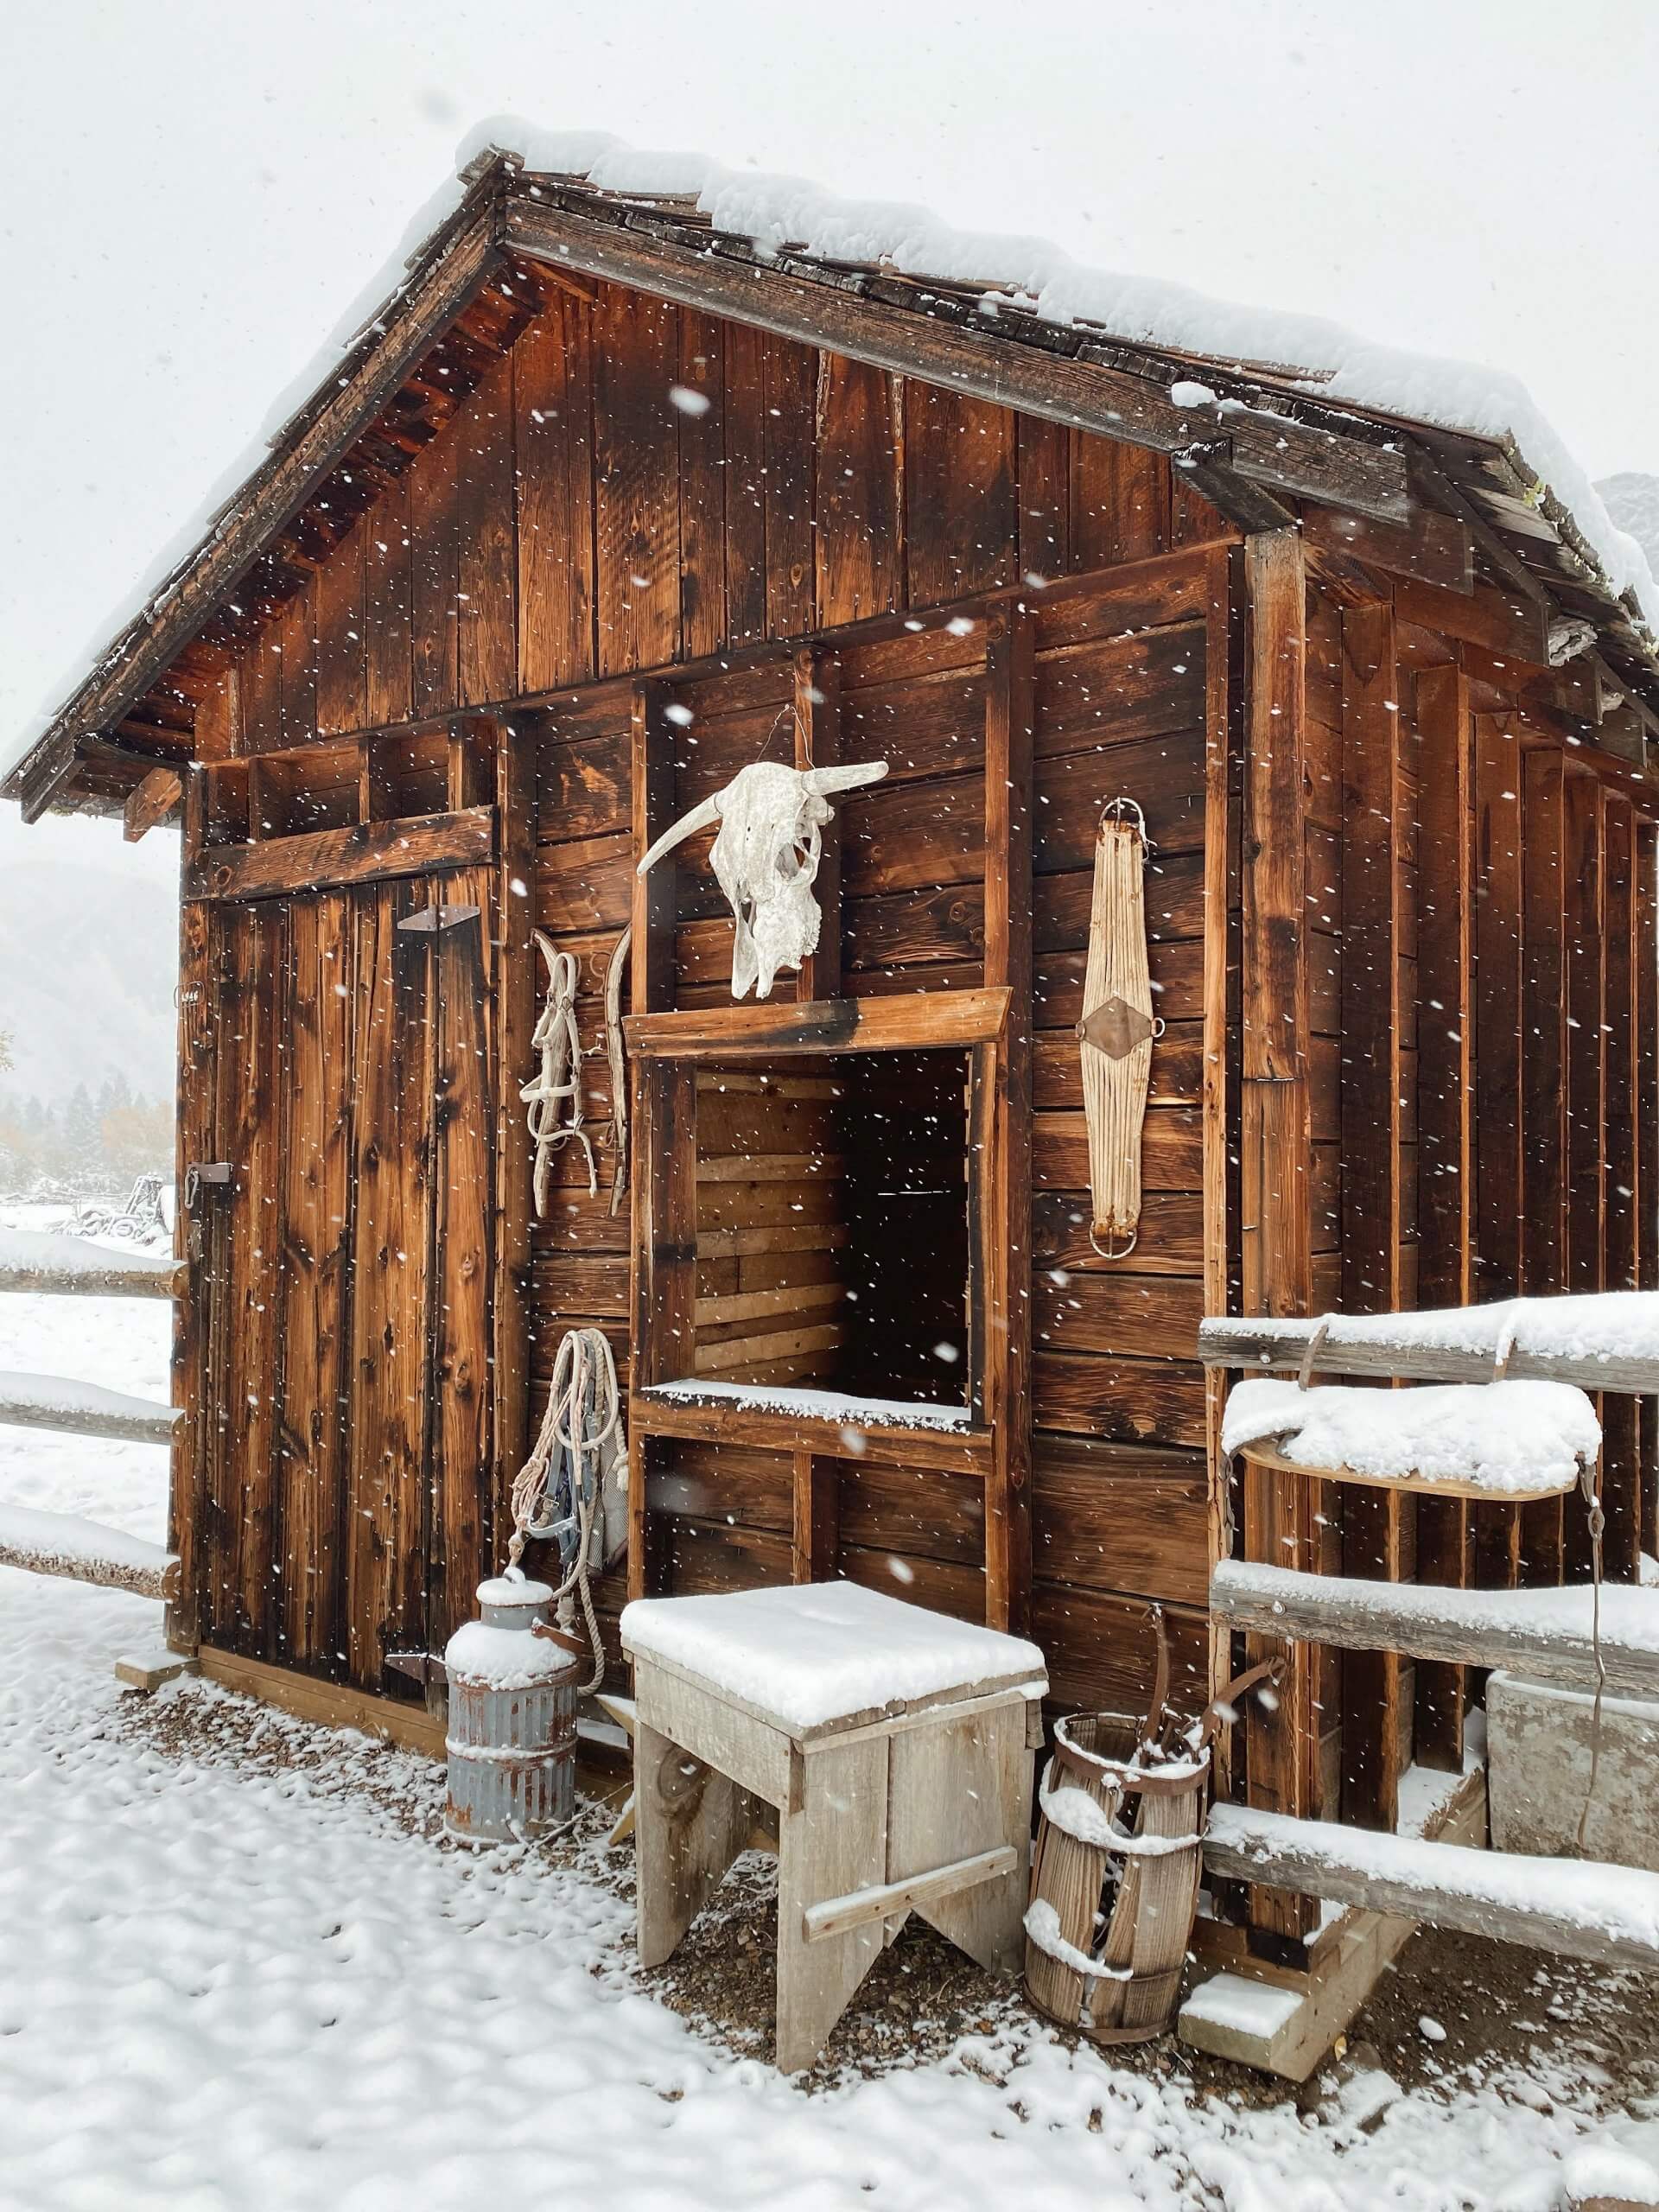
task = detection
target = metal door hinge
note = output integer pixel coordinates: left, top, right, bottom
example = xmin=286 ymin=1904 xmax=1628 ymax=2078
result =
xmin=397 ymin=903 xmax=480 ymax=934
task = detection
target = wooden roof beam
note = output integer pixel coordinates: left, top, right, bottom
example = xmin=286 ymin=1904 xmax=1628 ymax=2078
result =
xmin=504 ymin=188 xmax=1411 ymax=525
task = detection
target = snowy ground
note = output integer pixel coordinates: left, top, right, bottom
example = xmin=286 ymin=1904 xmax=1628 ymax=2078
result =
xmin=3 ymin=1203 xmax=1658 ymax=2209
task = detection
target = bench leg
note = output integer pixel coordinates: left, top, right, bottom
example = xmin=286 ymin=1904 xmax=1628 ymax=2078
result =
xmin=890 ymin=1702 xmax=1033 ymax=1974
xmin=635 ymin=1720 xmax=754 ymax=1969
xmin=775 ymin=1736 xmax=887 ymax=2073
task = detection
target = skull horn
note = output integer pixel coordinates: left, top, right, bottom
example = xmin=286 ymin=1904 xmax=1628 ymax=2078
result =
xmin=802 ymin=760 xmax=889 ymax=797
xmin=635 ymin=792 xmax=722 ymax=878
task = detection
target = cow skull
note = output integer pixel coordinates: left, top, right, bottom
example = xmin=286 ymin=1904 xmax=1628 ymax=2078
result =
xmin=636 ymin=758 xmax=889 ymax=999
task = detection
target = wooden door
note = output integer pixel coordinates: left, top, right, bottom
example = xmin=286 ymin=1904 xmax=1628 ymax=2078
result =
xmin=180 ymin=866 xmax=495 ymax=1696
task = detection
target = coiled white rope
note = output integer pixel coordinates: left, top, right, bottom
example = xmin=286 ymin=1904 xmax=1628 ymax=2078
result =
xmin=505 ymin=1326 xmax=621 ymax=1694
xmin=522 ymin=931 xmax=594 ymax=1216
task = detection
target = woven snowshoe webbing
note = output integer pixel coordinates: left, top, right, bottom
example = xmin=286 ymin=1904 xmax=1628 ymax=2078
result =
xmin=1078 ymin=806 xmax=1157 ymax=1258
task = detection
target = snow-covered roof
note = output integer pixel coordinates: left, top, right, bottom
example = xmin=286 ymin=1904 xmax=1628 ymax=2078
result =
xmin=10 ymin=118 xmax=1659 ymax=816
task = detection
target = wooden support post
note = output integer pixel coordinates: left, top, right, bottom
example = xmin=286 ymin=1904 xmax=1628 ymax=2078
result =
xmin=793 ymin=647 xmax=842 ymax=1003
xmin=980 ymin=599 xmax=1034 ymax=1633
xmin=1602 ymin=796 xmax=1642 ymax=1581
xmin=1518 ymin=746 xmax=1568 ymax=1588
xmin=791 ymin=1452 xmax=839 ymax=1584
xmin=1472 ymin=713 xmax=1524 ymax=1589
xmin=1413 ymin=663 xmax=1474 ymax=1768
xmin=494 ymin=720 xmax=536 ymax=1510
xmin=1563 ymin=768 xmax=1606 ymax=1582
xmin=1239 ymin=530 xmax=1316 ymax=1944
xmin=1337 ymin=596 xmax=1403 ymax=1833
xmin=629 ymin=1060 xmax=697 ymax=1602
xmin=631 ymin=682 xmax=676 ymax=1017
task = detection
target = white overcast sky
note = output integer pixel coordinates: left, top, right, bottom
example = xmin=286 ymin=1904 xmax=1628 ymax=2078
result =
xmin=2 ymin=0 xmax=1657 ymax=886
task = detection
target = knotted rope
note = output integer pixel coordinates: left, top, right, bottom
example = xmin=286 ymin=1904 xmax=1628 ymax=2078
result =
xmin=523 ymin=931 xmax=594 ymax=1215
xmin=505 ymin=1326 xmax=622 ymax=1694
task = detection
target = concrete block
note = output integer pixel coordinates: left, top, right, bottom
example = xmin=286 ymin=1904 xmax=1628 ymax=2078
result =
xmin=1487 ymin=1670 xmax=1659 ymax=1872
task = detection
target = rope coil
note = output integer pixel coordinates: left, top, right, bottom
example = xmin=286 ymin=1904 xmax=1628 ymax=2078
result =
xmin=523 ymin=932 xmax=595 ymax=1214
xmin=505 ymin=1327 xmax=624 ymax=1694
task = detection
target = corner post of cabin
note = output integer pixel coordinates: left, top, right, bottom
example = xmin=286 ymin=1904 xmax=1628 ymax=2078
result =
xmin=1238 ymin=527 xmax=1319 ymax=1948
xmin=982 ymin=594 xmax=1035 ymax=1633
xmin=167 ymin=766 xmax=214 ymax=1656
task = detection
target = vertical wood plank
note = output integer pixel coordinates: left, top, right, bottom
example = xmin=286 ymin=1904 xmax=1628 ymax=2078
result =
xmin=1016 ymin=416 xmax=1071 ymax=583
xmin=1602 ymin=795 xmax=1641 ymax=1580
xmin=276 ymin=894 xmax=354 ymax=1674
xmin=982 ymin=599 xmax=1035 ymax=1633
xmin=1414 ymin=663 xmax=1474 ymax=1765
xmin=629 ymin=1060 xmax=697 ymax=1601
xmin=1563 ymin=769 xmax=1605 ymax=1582
xmin=168 ymin=880 xmax=217 ymax=1655
xmin=458 ymin=349 xmax=517 ymax=707
xmin=903 ymin=384 xmax=1016 ymax=605
xmin=1519 ymin=747 xmax=1568 ymax=1586
xmin=494 ymin=723 xmax=537 ymax=1527
xmin=276 ymin=582 xmax=318 ymax=747
xmin=594 ymin=286 xmax=681 ymax=676
xmin=409 ymin=415 xmax=461 ymax=715
xmin=721 ymin=320 xmax=769 ymax=645
xmin=762 ymin=333 xmax=817 ymax=642
xmin=1071 ymin=435 xmax=1170 ymax=569
xmin=677 ymin=308 xmax=728 ymax=660
xmin=239 ymin=633 xmax=283 ymax=756
xmin=815 ymin=354 xmax=903 ymax=626
xmin=429 ymin=867 xmax=497 ymax=1649
xmin=1239 ymin=529 xmax=1315 ymax=1942
xmin=1637 ymin=821 xmax=1659 ymax=1559
xmin=791 ymin=1452 xmax=839 ymax=1583
xmin=631 ymin=683 xmax=676 ymax=1016
xmin=793 ymin=646 xmax=842 ymax=1003
xmin=1472 ymin=712 xmax=1525 ymax=1588
xmin=1202 ymin=547 xmax=1238 ymax=1779
xmin=516 ymin=293 xmax=596 ymax=692
xmin=315 ymin=517 xmax=368 ymax=737
xmin=365 ymin=473 xmax=414 ymax=729
xmin=1337 ymin=596 xmax=1403 ymax=1833
xmin=225 ymin=901 xmax=285 ymax=1658
xmin=347 ymin=878 xmax=433 ymax=1688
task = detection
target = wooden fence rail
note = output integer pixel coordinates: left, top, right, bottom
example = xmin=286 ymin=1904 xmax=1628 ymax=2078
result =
xmin=1198 ymin=1308 xmax=1659 ymax=1398
xmin=0 ymin=1229 xmax=183 ymax=1301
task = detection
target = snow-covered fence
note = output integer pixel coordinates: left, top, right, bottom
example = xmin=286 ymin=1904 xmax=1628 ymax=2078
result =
xmin=0 ymin=1227 xmax=184 ymax=1301
xmin=0 ymin=1227 xmax=182 ymax=1597
xmin=0 ymin=1503 xmax=179 ymax=1601
xmin=1211 ymin=1560 xmax=1659 ymax=1700
xmin=1198 ymin=1293 xmax=1659 ymax=1397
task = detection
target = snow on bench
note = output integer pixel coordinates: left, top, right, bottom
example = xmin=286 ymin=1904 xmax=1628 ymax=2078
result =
xmin=1199 ymin=1292 xmax=1659 ymax=1396
xmin=0 ymin=1228 xmax=183 ymax=1300
xmin=1211 ymin=1560 xmax=1659 ymax=1699
xmin=0 ymin=1502 xmax=178 ymax=1600
xmin=1220 ymin=1376 xmax=1599 ymax=1497
xmin=1204 ymin=1804 xmax=1659 ymax=1972
xmin=0 ymin=1370 xmax=180 ymax=1446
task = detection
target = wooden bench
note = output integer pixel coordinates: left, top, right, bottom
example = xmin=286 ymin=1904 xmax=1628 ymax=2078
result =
xmin=620 ymin=1580 xmax=1047 ymax=2071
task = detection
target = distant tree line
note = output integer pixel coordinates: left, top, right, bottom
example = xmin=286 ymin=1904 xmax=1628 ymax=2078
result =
xmin=0 ymin=1072 xmax=174 ymax=1198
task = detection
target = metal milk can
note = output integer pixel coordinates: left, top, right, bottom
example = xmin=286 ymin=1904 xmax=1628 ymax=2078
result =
xmin=443 ymin=1576 xmax=580 ymax=1843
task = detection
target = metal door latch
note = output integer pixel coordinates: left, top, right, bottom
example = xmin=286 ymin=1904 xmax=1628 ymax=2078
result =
xmin=397 ymin=903 xmax=480 ymax=934
xmin=183 ymin=1161 xmax=232 ymax=1208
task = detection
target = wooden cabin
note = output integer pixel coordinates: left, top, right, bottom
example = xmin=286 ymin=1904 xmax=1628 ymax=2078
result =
xmin=10 ymin=144 xmax=1658 ymax=1959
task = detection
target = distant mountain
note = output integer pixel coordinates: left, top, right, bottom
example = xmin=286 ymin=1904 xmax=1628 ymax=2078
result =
xmin=1597 ymin=471 xmax=1659 ymax=578
xmin=0 ymin=841 xmax=177 ymax=1106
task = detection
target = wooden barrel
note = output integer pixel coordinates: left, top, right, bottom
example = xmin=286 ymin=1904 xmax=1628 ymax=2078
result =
xmin=1023 ymin=1712 xmax=1209 ymax=2044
